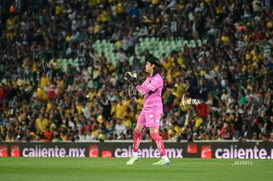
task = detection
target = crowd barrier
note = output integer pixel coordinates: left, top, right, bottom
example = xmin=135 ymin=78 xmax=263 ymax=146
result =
xmin=0 ymin=141 xmax=272 ymax=159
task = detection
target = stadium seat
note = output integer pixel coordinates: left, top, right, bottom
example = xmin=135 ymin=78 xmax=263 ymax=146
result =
xmin=91 ymin=38 xmax=205 ymax=67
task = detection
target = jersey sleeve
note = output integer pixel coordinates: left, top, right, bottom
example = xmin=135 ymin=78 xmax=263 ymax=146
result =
xmin=136 ymin=76 xmax=162 ymax=95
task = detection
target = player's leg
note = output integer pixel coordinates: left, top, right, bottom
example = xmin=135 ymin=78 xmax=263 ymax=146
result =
xmin=146 ymin=112 xmax=170 ymax=165
xmin=126 ymin=124 xmax=143 ymax=165
xmin=150 ymin=128 xmax=170 ymax=165
xmin=126 ymin=111 xmax=145 ymax=165
xmin=133 ymin=124 xmax=144 ymax=153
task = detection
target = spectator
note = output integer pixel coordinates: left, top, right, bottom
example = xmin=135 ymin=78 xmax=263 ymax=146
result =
xmin=114 ymin=119 xmax=126 ymax=135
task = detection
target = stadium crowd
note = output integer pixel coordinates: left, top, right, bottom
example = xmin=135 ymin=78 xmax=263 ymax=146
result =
xmin=0 ymin=0 xmax=272 ymax=142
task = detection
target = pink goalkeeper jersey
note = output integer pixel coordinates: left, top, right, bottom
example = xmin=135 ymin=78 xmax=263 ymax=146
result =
xmin=136 ymin=73 xmax=163 ymax=114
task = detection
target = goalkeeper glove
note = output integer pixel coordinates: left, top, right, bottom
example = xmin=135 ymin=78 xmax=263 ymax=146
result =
xmin=124 ymin=72 xmax=137 ymax=86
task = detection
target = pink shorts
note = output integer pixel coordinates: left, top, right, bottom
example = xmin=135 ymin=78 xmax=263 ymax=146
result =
xmin=137 ymin=110 xmax=161 ymax=129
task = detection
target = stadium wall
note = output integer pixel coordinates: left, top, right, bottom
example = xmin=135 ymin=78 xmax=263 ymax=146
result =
xmin=0 ymin=141 xmax=272 ymax=159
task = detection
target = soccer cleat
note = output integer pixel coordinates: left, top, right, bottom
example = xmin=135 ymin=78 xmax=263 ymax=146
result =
xmin=126 ymin=156 xmax=138 ymax=165
xmin=152 ymin=159 xmax=171 ymax=165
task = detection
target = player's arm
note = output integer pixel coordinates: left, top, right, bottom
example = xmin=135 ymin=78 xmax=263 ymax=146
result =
xmin=136 ymin=77 xmax=162 ymax=95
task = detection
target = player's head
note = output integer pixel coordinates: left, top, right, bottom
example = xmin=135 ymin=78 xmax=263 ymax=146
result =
xmin=145 ymin=54 xmax=163 ymax=76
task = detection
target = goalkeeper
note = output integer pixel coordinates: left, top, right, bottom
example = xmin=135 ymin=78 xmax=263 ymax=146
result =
xmin=125 ymin=54 xmax=170 ymax=165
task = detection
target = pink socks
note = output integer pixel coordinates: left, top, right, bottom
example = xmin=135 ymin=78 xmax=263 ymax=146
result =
xmin=150 ymin=132 xmax=166 ymax=156
xmin=133 ymin=131 xmax=166 ymax=157
xmin=133 ymin=130 xmax=142 ymax=152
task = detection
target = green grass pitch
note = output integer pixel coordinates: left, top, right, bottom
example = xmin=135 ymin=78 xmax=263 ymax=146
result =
xmin=0 ymin=158 xmax=272 ymax=181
